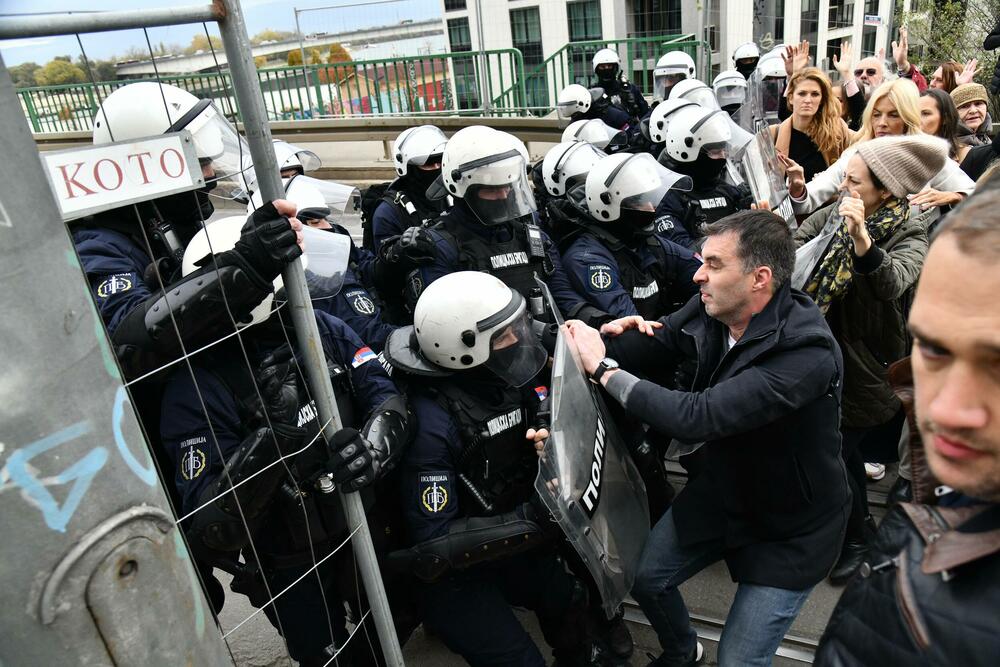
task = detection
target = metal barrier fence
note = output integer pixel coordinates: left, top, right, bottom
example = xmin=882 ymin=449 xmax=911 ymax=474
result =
xmin=18 ymin=49 xmax=525 ymax=133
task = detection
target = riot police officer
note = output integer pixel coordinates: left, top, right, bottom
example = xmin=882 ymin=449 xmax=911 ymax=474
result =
xmin=72 ymin=81 xmax=303 ymax=379
xmin=732 ymin=41 xmax=761 ymax=79
xmin=562 ymin=153 xmax=701 ymax=322
xmin=165 ymin=220 xmax=413 ymax=667
xmin=252 ymin=176 xmax=397 ymax=353
xmin=652 ymin=50 xmax=696 ymax=101
xmin=384 ymin=271 xmax=603 ymax=666
xmin=536 ymin=140 xmax=606 ymax=244
xmin=714 ymin=70 xmax=749 ymax=117
xmin=380 ymin=126 xmax=590 ymax=321
xmin=371 ymin=125 xmax=450 ymax=252
xmin=592 ymin=48 xmax=649 ymax=120
xmin=654 ymin=105 xmax=753 ymax=249
xmin=555 ymin=83 xmax=632 ymax=129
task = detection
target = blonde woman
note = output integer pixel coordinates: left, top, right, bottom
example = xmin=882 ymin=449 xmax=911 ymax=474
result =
xmin=771 ymin=68 xmax=854 ymax=183
xmin=784 ymin=79 xmax=975 ymax=215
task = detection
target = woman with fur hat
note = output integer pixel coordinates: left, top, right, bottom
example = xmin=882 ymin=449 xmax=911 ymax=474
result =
xmin=951 ymin=82 xmax=993 ymax=148
xmin=794 ymin=134 xmax=949 ymax=585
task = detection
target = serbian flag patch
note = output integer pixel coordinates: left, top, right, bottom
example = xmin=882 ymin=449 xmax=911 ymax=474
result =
xmin=534 ymin=386 xmax=549 ymax=401
xmin=352 ymin=346 xmax=377 ymax=368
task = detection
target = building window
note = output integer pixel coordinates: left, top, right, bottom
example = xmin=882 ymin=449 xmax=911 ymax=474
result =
xmin=755 ymin=0 xmax=785 ymax=47
xmin=826 ymin=37 xmax=843 ymax=74
xmin=800 ymin=0 xmax=819 ymax=50
xmin=827 ymin=1 xmax=853 ymax=29
xmin=446 ymin=17 xmax=479 ymax=109
xmin=861 ymin=0 xmax=878 ymax=57
xmin=628 ymin=0 xmax=681 ymax=37
xmin=510 ymin=7 xmax=547 ymax=112
xmin=447 ymin=17 xmax=472 ymax=51
xmin=444 ymin=0 xmax=466 ymax=11
xmin=567 ymin=0 xmax=603 ymax=41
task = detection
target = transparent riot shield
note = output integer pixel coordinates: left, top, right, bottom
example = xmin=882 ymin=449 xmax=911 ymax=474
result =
xmin=792 ymin=193 xmax=847 ymax=290
xmin=533 ymin=285 xmax=650 ymax=617
xmin=739 ymin=128 xmax=795 ymax=224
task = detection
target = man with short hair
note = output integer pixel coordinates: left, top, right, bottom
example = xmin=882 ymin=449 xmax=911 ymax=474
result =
xmin=566 ymin=209 xmax=851 ymax=666
xmin=816 ymin=191 xmax=1000 ymax=666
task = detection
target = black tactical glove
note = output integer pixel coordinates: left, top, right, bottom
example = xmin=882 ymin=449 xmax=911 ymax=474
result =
xmin=216 ymin=202 xmax=302 ymax=289
xmin=379 ymin=226 xmax=436 ymax=266
xmin=256 ymin=344 xmax=307 ymax=443
xmin=327 ymin=427 xmax=379 ymax=492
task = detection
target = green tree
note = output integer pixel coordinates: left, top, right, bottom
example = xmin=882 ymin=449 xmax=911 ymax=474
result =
xmin=9 ymin=62 xmax=41 ymax=88
xmin=308 ymin=48 xmax=324 ymax=65
xmin=254 ymin=56 xmax=268 ymax=68
xmin=35 ymin=59 xmax=86 ymax=86
xmin=184 ymin=33 xmax=223 ymax=55
xmin=251 ymin=29 xmax=295 ymax=45
xmin=904 ymin=0 xmax=1000 ymax=114
xmin=287 ymin=49 xmax=303 ymax=66
xmin=327 ymin=43 xmax=351 ymax=64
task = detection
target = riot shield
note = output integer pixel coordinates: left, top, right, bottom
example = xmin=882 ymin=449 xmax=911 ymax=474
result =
xmin=791 ymin=193 xmax=846 ymax=290
xmin=534 ymin=282 xmax=650 ymax=618
xmin=739 ymin=128 xmax=795 ymax=224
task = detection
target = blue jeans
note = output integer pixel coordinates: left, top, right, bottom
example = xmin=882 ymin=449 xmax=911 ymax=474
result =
xmin=632 ymin=508 xmax=813 ymax=667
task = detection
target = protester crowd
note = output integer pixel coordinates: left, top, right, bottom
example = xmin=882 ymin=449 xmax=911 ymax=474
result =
xmin=68 ymin=17 xmax=1000 ymax=667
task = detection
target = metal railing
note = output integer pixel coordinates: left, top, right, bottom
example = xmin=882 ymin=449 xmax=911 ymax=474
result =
xmin=492 ymin=34 xmax=711 ymax=116
xmin=18 ymin=48 xmax=525 ymax=132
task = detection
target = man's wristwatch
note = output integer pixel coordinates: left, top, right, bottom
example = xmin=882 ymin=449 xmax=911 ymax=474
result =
xmin=590 ymin=357 xmax=619 ymax=384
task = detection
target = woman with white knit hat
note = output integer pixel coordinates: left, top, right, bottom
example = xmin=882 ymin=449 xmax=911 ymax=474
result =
xmin=793 ymin=134 xmax=950 ymax=585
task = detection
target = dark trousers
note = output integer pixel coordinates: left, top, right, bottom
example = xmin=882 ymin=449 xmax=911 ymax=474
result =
xmin=841 ymin=409 xmax=905 ymax=541
xmin=417 ymin=550 xmax=590 ymax=667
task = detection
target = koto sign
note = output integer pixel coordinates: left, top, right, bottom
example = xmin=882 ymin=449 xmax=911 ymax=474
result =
xmin=41 ymin=131 xmax=202 ymax=221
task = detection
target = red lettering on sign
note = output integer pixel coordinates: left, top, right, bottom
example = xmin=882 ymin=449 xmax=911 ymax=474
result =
xmin=93 ymin=158 xmax=124 ymax=191
xmin=127 ymin=152 xmax=153 ymax=184
xmin=160 ymin=148 xmax=185 ymax=178
xmin=57 ymin=162 xmax=97 ymax=199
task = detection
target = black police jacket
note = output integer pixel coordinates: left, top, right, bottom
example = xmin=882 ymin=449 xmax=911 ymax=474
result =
xmin=605 ymin=284 xmax=851 ymax=589
xmin=816 ymin=499 xmax=1000 ymax=666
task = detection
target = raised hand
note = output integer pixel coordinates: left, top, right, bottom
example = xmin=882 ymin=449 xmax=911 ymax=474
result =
xmin=957 ymin=58 xmax=981 ymax=85
xmin=892 ymin=27 xmax=911 ymax=74
xmin=832 ymin=40 xmax=853 ymax=80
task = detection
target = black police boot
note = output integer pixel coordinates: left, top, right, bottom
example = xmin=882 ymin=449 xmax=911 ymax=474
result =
xmin=829 ymin=515 xmax=877 ymax=586
xmin=597 ymin=610 xmax=633 ymax=660
xmin=888 ymin=475 xmax=913 ymax=506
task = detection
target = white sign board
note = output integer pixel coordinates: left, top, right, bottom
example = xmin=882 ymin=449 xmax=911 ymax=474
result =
xmin=864 ymin=14 xmax=883 ymax=26
xmin=42 ymin=131 xmax=203 ymax=221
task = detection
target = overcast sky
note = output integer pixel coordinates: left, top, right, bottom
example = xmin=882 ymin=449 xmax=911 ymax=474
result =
xmin=0 ymin=0 xmax=441 ymax=66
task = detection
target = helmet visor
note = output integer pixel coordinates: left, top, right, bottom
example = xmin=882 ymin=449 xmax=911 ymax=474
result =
xmin=613 ymin=155 xmax=693 ymax=212
xmin=298 ymin=225 xmax=350 ymax=302
xmin=463 ymin=155 xmax=536 ymax=225
xmin=288 ymin=175 xmax=360 ymax=218
xmin=716 ymin=84 xmax=747 ymax=108
xmin=273 ymin=140 xmax=322 ymax=173
xmin=653 ymin=72 xmax=686 ymax=100
xmin=683 ymin=87 xmax=721 ymax=111
xmin=176 ymin=100 xmax=256 ymax=201
xmin=556 ymin=99 xmax=582 ymax=118
xmin=484 ymin=310 xmax=548 ymax=387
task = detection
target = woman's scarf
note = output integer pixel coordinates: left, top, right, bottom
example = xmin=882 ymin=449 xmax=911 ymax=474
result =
xmin=804 ymin=199 xmax=907 ymax=314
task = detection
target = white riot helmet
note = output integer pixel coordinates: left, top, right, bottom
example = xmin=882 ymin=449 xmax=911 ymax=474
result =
xmin=669 ymin=78 xmax=720 ymax=110
xmin=592 ymin=48 xmax=621 ymax=82
xmin=541 ymin=141 xmax=607 ymax=197
xmin=562 ymin=118 xmax=628 ymax=152
xmin=732 ymin=42 xmax=761 ymax=78
xmin=273 ymin=140 xmax=321 ymax=176
xmin=759 ymin=55 xmax=786 ymax=79
xmin=400 ymin=271 xmax=547 ymax=386
xmin=182 ymin=216 xmax=350 ymax=326
xmin=92 ymin=81 xmax=254 ymax=200
xmin=647 ymin=98 xmax=700 ymax=144
xmin=653 ymin=51 xmax=696 ymax=100
xmin=441 ymin=126 xmax=535 ymax=225
xmin=393 ymin=125 xmax=448 ymax=177
xmin=713 ymin=70 xmax=748 ymax=109
xmin=556 ymin=84 xmax=593 ymax=118
xmin=663 ymin=106 xmax=733 ymax=164
xmin=249 ymin=175 xmax=359 ymax=222
xmin=584 ymin=153 xmax=692 ymax=222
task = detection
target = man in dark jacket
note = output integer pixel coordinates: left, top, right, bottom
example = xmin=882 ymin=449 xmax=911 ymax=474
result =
xmin=816 ymin=191 xmax=1000 ymax=666
xmin=566 ymin=209 xmax=850 ymax=666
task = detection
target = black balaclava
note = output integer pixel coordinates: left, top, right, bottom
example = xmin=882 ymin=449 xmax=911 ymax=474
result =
xmin=673 ymin=151 xmax=728 ymax=187
xmin=407 ymin=164 xmax=442 ymax=200
xmin=615 ymin=208 xmax=657 ymax=239
xmin=596 ymin=63 xmax=619 ymax=86
xmin=735 ymin=60 xmax=757 ymax=80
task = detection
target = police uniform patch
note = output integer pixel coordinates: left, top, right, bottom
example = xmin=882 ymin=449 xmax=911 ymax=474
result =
xmin=419 ymin=472 xmax=451 ymax=515
xmin=179 ymin=437 xmax=207 ymax=480
xmin=96 ymin=274 xmax=134 ymax=299
xmin=345 ymin=288 xmax=376 ymax=316
xmin=588 ymin=264 xmax=614 ymax=291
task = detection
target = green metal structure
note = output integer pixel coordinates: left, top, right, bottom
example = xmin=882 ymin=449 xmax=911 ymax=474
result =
xmin=19 ymin=36 xmax=712 ymax=132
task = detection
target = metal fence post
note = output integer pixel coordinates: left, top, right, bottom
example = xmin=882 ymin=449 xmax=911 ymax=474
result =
xmin=0 ymin=52 xmax=233 ymax=667
xmin=216 ymin=1 xmax=405 ymax=664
